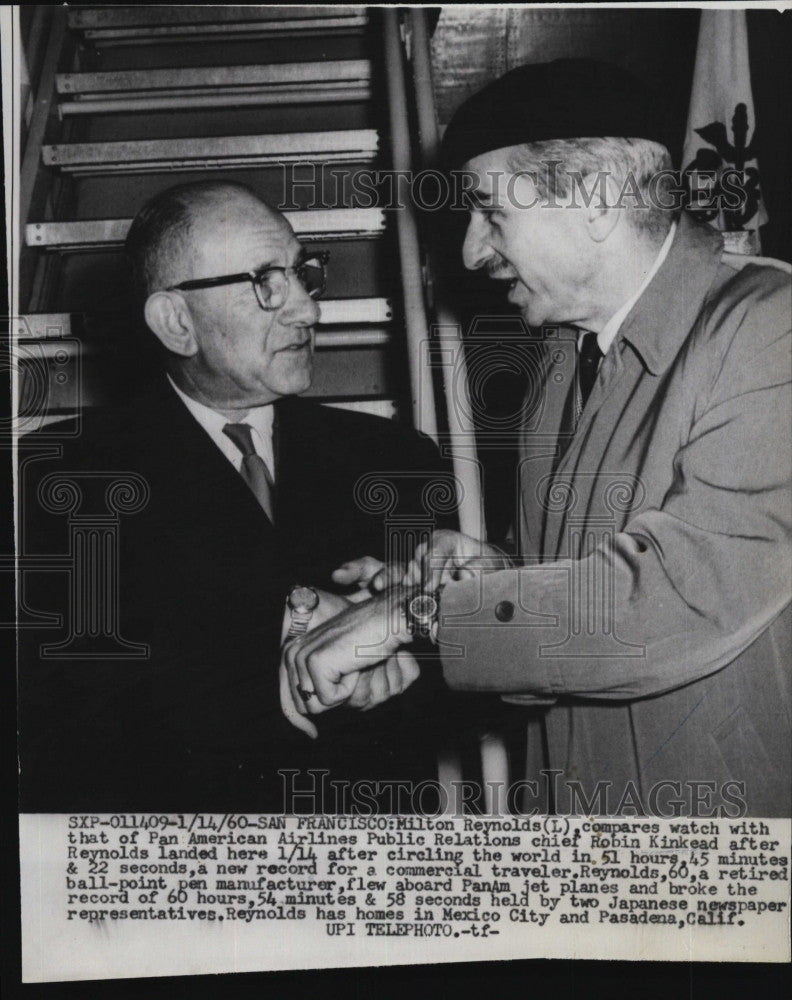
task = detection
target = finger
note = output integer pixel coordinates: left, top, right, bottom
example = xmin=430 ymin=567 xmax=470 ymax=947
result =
xmin=331 ymin=556 xmax=383 ymax=587
xmin=395 ymin=649 xmax=421 ymax=690
xmin=363 ymin=651 xmax=419 ymax=710
xmin=423 ymin=538 xmax=452 ymax=592
xmin=383 ymin=656 xmax=404 ymax=699
xmin=347 ymin=587 xmax=374 ymax=604
xmin=376 ymin=652 xmax=411 ymax=706
xmin=303 ymin=637 xmax=379 ymax=706
xmin=403 ymin=560 xmax=420 ymax=589
xmin=425 ymin=552 xmax=447 ymax=594
xmin=309 ymin=663 xmax=359 ymax=708
xmin=287 ymin=637 xmax=325 ymax=716
xmin=438 ymin=559 xmax=476 ymax=588
xmin=290 ymin=624 xmax=347 ymax=710
xmin=284 ymin=691 xmax=317 ymax=736
xmin=342 ymin=561 xmax=403 ymax=598
xmin=345 ymin=669 xmax=373 ymax=709
xmin=369 ymin=561 xmax=404 ymax=593
xmin=360 ymin=663 xmax=389 ymax=710
xmin=279 ymin=659 xmax=317 ymax=738
xmin=403 ymin=538 xmax=429 ymax=588
xmin=429 ymin=532 xmax=475 ymax=591
xmin=280 ymin=641 xmax=307 ymax=714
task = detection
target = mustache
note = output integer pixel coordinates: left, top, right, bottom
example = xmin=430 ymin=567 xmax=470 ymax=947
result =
xmin=485 ymin=257 xmax=513 ymax=279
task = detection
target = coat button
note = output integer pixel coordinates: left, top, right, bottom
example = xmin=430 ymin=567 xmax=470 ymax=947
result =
xmin=494 ymin=600 xmax=515 ymax=622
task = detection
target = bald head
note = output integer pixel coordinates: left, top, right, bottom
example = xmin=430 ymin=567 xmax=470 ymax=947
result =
xmin=125 ymin=180 xmax=284 ymax=307
xmin=129 ymin=179 xmax=319 ymax=411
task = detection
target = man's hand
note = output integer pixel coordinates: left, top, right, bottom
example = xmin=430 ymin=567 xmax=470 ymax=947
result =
xmin=281 ymin=645 xmax=420 ymax=738
xmin=280 ymin=588 xmax=415 ymax=737
xmin=280 ymin=586 xmax=352 ymax=737
xmin=405 ymin=529 xmax=512 ymax=592
xmin=331 ymin=556 xmax=404 ymax=602
xmin=283 ymin=590 xmax=410 ymax=719
xmin=345 ymin=650 xmax=421 ymax=711
xmin=280 ymin=658 xmax=320 ymax=738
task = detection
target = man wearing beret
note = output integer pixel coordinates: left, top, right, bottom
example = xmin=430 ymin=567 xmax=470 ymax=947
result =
xmin=282 ymin=60 xmax=791 ymax=817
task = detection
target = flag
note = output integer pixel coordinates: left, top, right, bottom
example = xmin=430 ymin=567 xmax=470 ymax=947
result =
xmin=682 ymin=10 xmax=767 ymax=254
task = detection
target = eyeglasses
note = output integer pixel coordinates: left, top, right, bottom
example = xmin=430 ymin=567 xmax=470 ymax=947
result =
xmin=167 ymin=251 xmax=329 ymax=311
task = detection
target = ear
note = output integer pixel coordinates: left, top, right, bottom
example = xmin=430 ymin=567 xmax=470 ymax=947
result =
xmin=581 ymin=171 xmax=622 ymax=244
xmin=144 ymin=291 xmax=198 ymax=357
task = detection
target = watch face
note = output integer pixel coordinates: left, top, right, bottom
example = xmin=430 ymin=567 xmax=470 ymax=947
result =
xmin=289 ymin=585 xmax=319 ymax=614
xmin=409 ymin=593 xmax=438 ymax=623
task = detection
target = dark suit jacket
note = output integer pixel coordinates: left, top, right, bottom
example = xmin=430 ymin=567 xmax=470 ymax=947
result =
xmin=18 ymin=376 xmax=457 ymax=812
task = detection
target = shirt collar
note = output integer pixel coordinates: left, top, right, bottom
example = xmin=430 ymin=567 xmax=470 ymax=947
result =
xmin=166 ymin=374 xmax=275 ymax=468
xmin=167 ymin=374 xmax=234 ymax=436
xmin=232 ymin=399 xmax=276 ymax=445
xmin=617 ymin=213 xmax=725 ymax=375
xmin=596 ymin=221 xmax=677 ymax=356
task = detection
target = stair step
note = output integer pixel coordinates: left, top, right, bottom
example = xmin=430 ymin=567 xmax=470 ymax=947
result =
xmin=42 ymin=130 xmax=379 ymax=174
xmin=68 ymin=6 xmax=368 ymax=45
xmin=17 ymin=394 xmax=399 ymax=437
xmin=20 ymin=399 xmax=399 ymax=433
xmin=19 ymin=331 xmax=392 ymax=356
xmin=315 ymin=329 xmax=390 ymax=349
xmin=318 ymin=299 xmax=392 ymax=326
xmin=323 ymin=400 xmax=397 ymax=420
xmin=57 ymin=60 xmax=372 ymax=115
xmin=27 ymin=209 xmax=386 ymax=250
xmin=16 ymin=301 xmax=393 ymax=341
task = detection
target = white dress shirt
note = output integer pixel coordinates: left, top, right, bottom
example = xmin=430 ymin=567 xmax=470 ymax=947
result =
xmin=167 ymin=375 xmax=276 ymax=480
xmin=582 ymin=221 xmax=678 ymax=357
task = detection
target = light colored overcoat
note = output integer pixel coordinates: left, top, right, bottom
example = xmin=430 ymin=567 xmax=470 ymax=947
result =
xmin=440 ymin=215 xmax=792 ymax=816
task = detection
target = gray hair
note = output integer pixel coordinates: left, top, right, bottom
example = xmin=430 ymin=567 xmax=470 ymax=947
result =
xmin=507 ymin=138 xmax=678 ymax=244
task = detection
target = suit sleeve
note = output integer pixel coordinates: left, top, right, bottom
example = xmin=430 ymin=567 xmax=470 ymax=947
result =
xmin=439 ymin=273 xmax=792 ymax=699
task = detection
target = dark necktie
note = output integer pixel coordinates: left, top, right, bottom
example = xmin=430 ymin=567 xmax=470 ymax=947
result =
xmin=222 ymin=422 xmax=276 ymax=524
xmin=553 ymin=331 xmax=604 ymax=472
xmin=576 ymin=330 xmax=604 ymax=421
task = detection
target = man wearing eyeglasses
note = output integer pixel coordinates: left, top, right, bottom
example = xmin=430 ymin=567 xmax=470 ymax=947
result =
xmin=18 ymin=180 xmax=455 ymax=813
xmin=144 ymin=184 xmax=327 ymax=421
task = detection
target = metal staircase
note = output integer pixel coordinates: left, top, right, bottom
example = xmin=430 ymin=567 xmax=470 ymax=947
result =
xmin=15 ymin=4 xmax=499 ymax=800
xmin=17 ymin=4 xmax=485 ymax=519
xmin=66 ymin=6 xmax=370 ymax=46
xmin=26 ymin=207 xmax=387 ymax=249
xmin=54 ymin=59 xmax=373 ymax=115
xmin=17 ymin=6 xmax=411 ymax=423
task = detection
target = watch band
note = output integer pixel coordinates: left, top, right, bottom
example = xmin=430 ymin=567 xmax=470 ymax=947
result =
xmin=287 ymin=613 xmax=311 ymax=638
xmin=404 ymin=590 xmax=440 ymax=640
xmin=286 ymin=585 xmax=319 ymax=640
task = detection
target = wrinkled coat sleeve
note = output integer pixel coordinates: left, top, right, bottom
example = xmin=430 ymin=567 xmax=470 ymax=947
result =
xmin=440 ymin=271 xmax=792 ymax=699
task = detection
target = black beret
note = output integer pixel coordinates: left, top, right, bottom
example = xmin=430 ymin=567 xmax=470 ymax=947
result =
xmin=441 ymin=58 xmax=681 ymax=171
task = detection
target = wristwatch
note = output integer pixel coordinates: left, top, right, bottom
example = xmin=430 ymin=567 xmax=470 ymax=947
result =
xmin=285 ymin=585 xmax=319 ymax=639
xmin=404 ymin=590 xmax=440 ymax=640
